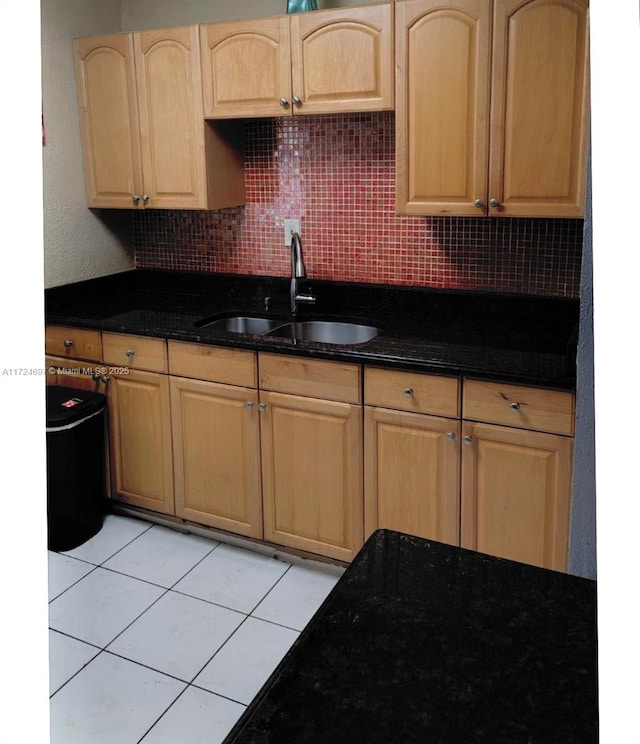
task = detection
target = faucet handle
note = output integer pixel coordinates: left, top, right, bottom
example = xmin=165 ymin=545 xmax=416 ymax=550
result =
xmin=295 ymin=288 xmax=316 ymax=305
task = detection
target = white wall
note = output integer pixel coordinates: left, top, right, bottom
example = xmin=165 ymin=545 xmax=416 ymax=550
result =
xmin=42 ymin=0 xmax=134 ymax=288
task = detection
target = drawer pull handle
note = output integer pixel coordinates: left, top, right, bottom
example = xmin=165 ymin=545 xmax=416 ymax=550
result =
xmin=446 ymin=432 xmax=456 ymax=442
xmin=125 ymin=348 xmax=135 ymax=357
xmin=463 ymin=435 xmax=473 ymax=445
xmin=245 ymin=401 xmax=255 ymax=409
xmin=403 ymin=388 xmax=414 ymax=397
xmin=63 ymin=339 xmax=74 ymax=348
xmin=510 ymin=402 xmax=521 ymax=412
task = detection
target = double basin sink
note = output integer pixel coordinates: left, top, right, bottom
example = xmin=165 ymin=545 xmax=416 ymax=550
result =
xmin=194 ymin=313 xmax=380 ymax=346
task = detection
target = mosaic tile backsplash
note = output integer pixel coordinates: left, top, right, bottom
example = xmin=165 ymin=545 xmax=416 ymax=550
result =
xmin=134 ymin=113 xmax=583 ymax=297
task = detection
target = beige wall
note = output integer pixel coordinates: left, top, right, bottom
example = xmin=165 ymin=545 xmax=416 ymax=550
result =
xmin=121 ymin=0 xmax=371 ymax=31
xmin=42 ymin=0 xmax=134 ymax=288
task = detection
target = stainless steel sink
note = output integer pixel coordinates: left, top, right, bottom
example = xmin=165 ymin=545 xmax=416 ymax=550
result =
xmin=267 ymin=320 xmax=380 ymax=345
xmin=194 ymin=315 xmax=282 ymax=334
xmin=195 ymin=314 xmax=381 ymax=345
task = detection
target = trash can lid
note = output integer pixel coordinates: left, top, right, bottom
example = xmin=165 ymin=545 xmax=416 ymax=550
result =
xmin=46 ymin=386 xmax=106 ymax=427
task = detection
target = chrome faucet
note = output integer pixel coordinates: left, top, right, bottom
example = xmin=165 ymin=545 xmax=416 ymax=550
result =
xmin=290 ymin=232 xmax=316 ymax=314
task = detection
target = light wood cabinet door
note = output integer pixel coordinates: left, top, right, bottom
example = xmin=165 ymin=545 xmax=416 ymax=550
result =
xmin=134 ymin=25 xmax=245 ymax=209
xmin=461 ymin=421 xmax=572 ymax=571
xmin=395 ymin=0 xmax=491 ymax=215
xmin=488 ymin=0 xmax=589 ymax=217
xmin=108 ymin=369 xmax=174 ymax=514
xmin=290 ymin=3 xmax=394 ymax=115
xmin=364 ymin=407 xmax=460 ymax=545
xmin=73 ymin=34 xmax=143 ymax=209
xmin=46 ymin=356 xmax=107 ymax=394
xmin=75 ymin=28 xmax=245 ymax=209
xmin=170 ymin=377 xmax=263 ymax=538
xmin=200 ymin=16 xmax=292 ymax=118
xmin=133 ymin=26 xmax=209 ymax=209
xmin=201 ymin=3 xmax=393 ymax=119
xmin=260 ymin=391 xmax=363 ymax=562
xmin=396 ymin=0 xmax=589 ymax=217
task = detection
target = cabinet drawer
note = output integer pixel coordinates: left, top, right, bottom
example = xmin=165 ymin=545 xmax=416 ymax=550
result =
xmin=259 ymin=352 xmax=361 ymax=404
xmin=463 ymin=379 xmax=575 ymax=436
xmin=102 ymin=333 xmax=167 ymax=373
xmin=45 ymin=325 xmax=102 ymax=362
xmin=365 ymin=367 xmax=460 ymax=417
xmin=168 ymin=341 xmax=257 ymax=387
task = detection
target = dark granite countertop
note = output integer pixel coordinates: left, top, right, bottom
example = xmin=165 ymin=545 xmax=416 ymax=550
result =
xmin=224 ymin=529 xmax=598 ymax=744
xmin=45 ymin=270 xmax=579 ymax=389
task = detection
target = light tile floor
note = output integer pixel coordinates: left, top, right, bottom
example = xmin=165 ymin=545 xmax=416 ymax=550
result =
xmin=49 ymin=514 xmax=342 ymax=744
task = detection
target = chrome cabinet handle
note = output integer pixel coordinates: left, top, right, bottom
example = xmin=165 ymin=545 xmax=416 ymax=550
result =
xmin=125 ymin=348 xmax=135 ymax=357
xmin=258 ymin=403 xmax=267 ymax=412
xmin=473 ymin=199 xmax=484 ymax=208
xmin=463 ymin=435 xmax=473 ymax=445
xmin=489 ymin=198 xmax=501 ymax=208
xmin=245 ymin=401 xmax=255 ymax=409
xmin=132 ymin=194 xmax=140 ymax=203
xmin=510 ymin=402 xmax=521 ymax=412
xmin=446 ymin=432 xmax=456 ymax=442
xmin=292 ymin=95 xmax=302 ymax=106
xmin=141 ymin=194 xmax=149 ymax=203
xmin=403 ymin=388 xmax=414 ymax=397
xmin=279 ymin=97 xmax=289 ymax=108
xmin=63 ymin=339 xmax=74 ymax=348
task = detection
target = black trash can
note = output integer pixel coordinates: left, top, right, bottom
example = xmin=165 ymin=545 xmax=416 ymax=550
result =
xmin=46 ymin=385 xmax=107 ymax=551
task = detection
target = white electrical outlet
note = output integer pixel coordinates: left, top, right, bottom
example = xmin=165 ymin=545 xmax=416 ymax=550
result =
xmin=284 ymin=219 xmax=301 ymax=246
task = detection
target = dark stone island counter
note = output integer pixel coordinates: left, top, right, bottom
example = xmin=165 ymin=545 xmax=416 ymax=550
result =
xmin=45 ymin=270 xmax=579 ymax=389
xmin=224 ymin=530 xmax=597 ymax=744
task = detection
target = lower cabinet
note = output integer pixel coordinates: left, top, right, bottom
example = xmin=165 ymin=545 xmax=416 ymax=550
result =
xmin=364 ymin=368 xmax=575 ymax=572
xmin=45 ymin=355 xmax=107 ymax=393
xmin=170 ymin=376 xmax=263 ymax=538
xmin=103 ymin=333 xmax=174 ymax=514
xmin=44 ymin=327 xmax=576 ymax=569
xmin=107 ymin=368 xmax=174 ymax=514
xmin=260 ymin=390 xmax=363 ymax=562
xmin=460 ymin=421 xmax=573 ymax=571
xmin=364 ymin=406 xmax=460 ymax=545
xmin=363 ymin=366 xmax=462 ymax=545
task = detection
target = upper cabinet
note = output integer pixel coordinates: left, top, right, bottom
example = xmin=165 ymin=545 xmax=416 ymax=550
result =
xmin=200 ymin=3 xmax=394 ymax=119
xmin=74 ymin=27 xmax=245 ymax=209
xmin=489 ymin=0 xmax=589 ymax=217
xmin=396 ymin=0 xmax=589 ymax=217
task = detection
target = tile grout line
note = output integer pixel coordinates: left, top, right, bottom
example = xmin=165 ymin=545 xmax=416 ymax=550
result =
xmin=50 ymin=528 xmax=223 ymax=700
xmin=180 ymin=563 xmax=295 ymax=691
xmin=49 ymin=520 xmax=332 ymax=740
xmin=48 ymin=562 xmax=101 ymax=604
xmin=95 ymin=534 xmax=224 ymax=657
